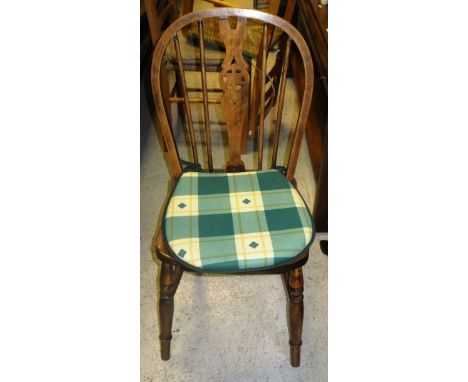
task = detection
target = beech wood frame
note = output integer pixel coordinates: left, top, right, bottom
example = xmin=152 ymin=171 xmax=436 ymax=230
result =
xmin=150 ymin=8 xmax=314 ymax=367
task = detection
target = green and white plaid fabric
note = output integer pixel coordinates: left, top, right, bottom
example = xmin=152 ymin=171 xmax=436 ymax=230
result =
xmin=163 ymin=169 xmax=314 ymax=272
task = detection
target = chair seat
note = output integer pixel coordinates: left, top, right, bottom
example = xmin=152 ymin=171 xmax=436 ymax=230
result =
xmin=162 ymin=169 xmax=314 ymax=272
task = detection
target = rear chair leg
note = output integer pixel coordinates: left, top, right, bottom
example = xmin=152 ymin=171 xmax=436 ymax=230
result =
xmin=159 ymin=261 xmax=183 ymax=360
xmin=283 ymin=267 xmax=304 ymax=367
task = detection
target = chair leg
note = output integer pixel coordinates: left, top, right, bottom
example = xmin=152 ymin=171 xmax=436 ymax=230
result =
xmin=283 ymin=267 xmax=304 ymax=367
xmin=159 ymin=261 xmax=183 ymax=361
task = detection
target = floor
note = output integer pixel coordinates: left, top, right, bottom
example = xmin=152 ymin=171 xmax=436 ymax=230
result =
xmin=140 ymin=52 xmax=328 ymax=381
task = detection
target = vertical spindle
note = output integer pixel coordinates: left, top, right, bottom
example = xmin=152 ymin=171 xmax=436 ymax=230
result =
xmin=198 ymin=20 xmax=213 ymax=171
xmin=173 ymin=32 xmax=199 ymax=164
xmin=257 ymin=22 xmax=268 ymax=170
xmin=271 ymin=37 xmax=291 ymax=167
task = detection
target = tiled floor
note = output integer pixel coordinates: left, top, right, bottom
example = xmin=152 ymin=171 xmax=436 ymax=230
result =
xmin=140 ymin=51 xmax=328 ymax=381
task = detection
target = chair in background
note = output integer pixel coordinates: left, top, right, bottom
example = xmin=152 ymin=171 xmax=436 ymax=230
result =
xmin=150 ymin=8 xmax=315 ymax=367
xmin=143 ymin=0 xmax=179 ymax=46
xmin=143 ymin=0 xmax=182 ymax=131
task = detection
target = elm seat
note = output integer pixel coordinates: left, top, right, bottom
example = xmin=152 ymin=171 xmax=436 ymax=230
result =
xmin=163 ymin=169 xmax=314 ymax=272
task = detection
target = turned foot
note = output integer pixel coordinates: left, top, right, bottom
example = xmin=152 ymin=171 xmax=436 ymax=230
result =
xmin=284 ymin=267 xmax=304 ymax=367
xmin=158 ymin=261 xmax=183 ymax=360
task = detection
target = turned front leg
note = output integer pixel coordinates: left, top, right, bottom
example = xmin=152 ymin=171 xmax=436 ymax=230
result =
xmin=159 ymin=261 xmax=183 ymax=361
xmin=284 ymin=267 xmax=304 ymax=367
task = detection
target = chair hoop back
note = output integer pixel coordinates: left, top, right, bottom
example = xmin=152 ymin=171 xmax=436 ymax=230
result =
xmin=151 ymin=8 xmax=314 ymax=181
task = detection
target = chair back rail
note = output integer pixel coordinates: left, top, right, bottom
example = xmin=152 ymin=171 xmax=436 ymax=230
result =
xmin=151 ymin=8 xmax=314 ymax=181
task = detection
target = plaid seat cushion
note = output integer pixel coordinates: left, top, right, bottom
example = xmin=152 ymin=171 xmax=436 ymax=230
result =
xmin=163 ymin=169 xmax=314 ymax=272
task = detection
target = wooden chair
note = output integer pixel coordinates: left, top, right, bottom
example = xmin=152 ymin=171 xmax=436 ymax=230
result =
xmin=150 ymin=8 xmax=314 ymax=367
